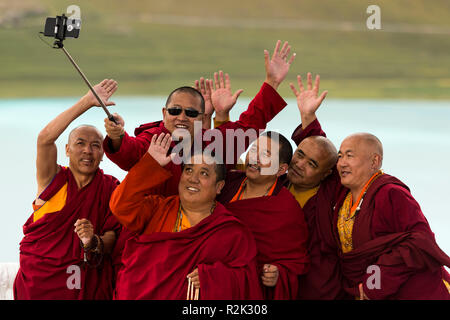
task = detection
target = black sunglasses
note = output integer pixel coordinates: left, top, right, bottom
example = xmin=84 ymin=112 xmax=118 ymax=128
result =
xmin=165 ymin=107 xmax=203 ymax=118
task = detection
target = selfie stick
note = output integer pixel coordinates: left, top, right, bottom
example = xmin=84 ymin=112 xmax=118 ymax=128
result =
xmin=54 ymin=42 xmax=117 ymax=124
xmin=51 ymin=24 xmax=118 ymax=124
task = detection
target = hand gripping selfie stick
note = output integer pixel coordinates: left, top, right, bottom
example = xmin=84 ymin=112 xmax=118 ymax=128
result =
xmin=43 ymin=14 xmax=117 ymax=124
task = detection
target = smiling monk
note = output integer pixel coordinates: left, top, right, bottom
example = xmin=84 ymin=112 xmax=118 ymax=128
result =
xmin=14 ymin=80 xmax=121 ymax=300
xmin=334 ymin=133 xmax=450 ymax=300
xmin=217 ymin=132 xmax=309 ymax=300
xmin=105 ymin=40 xmax=297 ymax=279
xmin=110 ymin=133 xmax=262 ymax=300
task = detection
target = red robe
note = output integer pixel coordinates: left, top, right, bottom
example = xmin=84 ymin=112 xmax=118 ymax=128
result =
xmin=107 ymin=82 xmax=287 ymax=278
xmin=14 ymin=166 xmax=120 ymax=300
xmin=296 ymin=119 xmax=450 ymax=299
xmin=289 ymin=120 xmax=348 ymax=299
xmin=115 ymin=206 xmax=262 ymax=300
xmin=217 ymin=171 xmax=309 ymax=300
xmin=110 ymin=153 xmax=263 ymax=299
xmin=334 ymin=174 xmax=450 ymax=300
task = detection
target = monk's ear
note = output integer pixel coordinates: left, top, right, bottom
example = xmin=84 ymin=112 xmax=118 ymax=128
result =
xmin=372 ymin=153 xmax=382 ymax=170
xmin=215 ymin=180 xmax=225 ymax=195
xmin=276 ymin=163 xmax=289 ymax=177
xmin=65 ymin=144 xmax=70 ymax=157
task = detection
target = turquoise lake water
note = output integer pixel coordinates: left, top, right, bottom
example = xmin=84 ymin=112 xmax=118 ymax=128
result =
xmin=1 ymin=96 xmax=450 ymax=262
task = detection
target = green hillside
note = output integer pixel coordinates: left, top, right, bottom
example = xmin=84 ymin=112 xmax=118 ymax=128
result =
xmin=1 ymin=0 xmax=450 ymax=99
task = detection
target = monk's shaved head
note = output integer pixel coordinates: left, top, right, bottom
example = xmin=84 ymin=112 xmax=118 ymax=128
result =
xmin=304 ymin=136 xmax=338 ymax=170
xmin=65 ymin=124 xmax=104 ymax=177
xmin=68 ymin=125 xmax=104 ymax=144
xmin=288 ymin=135 xmax=338 ymax=191
xmin=342 ymin=133 xmax=383 ymax=169
xmin=337 ymin=132 xmax=384 ymax=193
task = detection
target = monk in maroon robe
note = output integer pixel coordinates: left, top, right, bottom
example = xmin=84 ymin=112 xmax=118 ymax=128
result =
xmin=105 ymin=40 xmax=297 ymax=278
xmin=290 ymin=74 xmax=450 ymax=299
xmin=335 ymin=133 xmax=450 ymax=299
xmin=110 ymin=133 xmax=262 ymax=299
xmin=218 ymin=73 xmax=345 ymax=299
xmin=14 ymin=80 xmax=121 ymax=299
xmin=217 ymin=132 xmax=309 ymax=299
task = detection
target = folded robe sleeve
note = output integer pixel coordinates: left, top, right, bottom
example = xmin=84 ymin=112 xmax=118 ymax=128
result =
xmin=363 ymin=185 xmax=438 ymax=300
xmin=104 ymin=130 xmax=155 ymax=172
xmin=291 ymin=118 xmax=326 ymax=145
xmin=109 ymin=152 xmax=174 ymax=234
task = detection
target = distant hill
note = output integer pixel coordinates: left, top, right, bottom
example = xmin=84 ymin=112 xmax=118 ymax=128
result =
xmin=1 ymin=0 xmax=449 ymax=99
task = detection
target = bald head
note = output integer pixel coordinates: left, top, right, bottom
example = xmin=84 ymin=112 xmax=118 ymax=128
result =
xmin=288 ymin=135 xmax=338 ymax=191
xmin=68 ymin=125 xmax=103 ymax=144
xmin=304 ymin=136 xmax=338 ymax=170
xmin=342 ymin=133 xmax=383 ymax=169
xmin=337 ymin=132 xmax=383 ymax=193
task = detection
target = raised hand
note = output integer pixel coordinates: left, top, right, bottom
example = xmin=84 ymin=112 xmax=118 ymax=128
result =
xmin=83 ymin=78 xmax=117 ymax=108
xmin=147 ymin=133 xmax=173 ymax=167
xmin=195 ymin=77 xmax=213 ymax=129
xmin=195 ymin=77 xmax=213 ymax=116
xmin=209 ymin=71 xmax=243 ymax=121
xmin=264 ymin=40 xmax=296 ymax=90
xmin=104 ymin=112 xmax=125 ymax=140
xmin=289 ymin=73 xmax=328 ymax=128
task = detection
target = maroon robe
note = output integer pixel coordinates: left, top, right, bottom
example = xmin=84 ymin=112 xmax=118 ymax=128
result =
xmin=293 ymin=119 xmax=450 ymax=299
xmin=114 ymin=205 xmax=262 ymax=300
xmin=107 ymin=82 xmax=287 ymax=280
xmin=217 ymin=171 xmax=309 ymax=300
xmin=14 ymin=166 xmax=120 ymax=300
xmin=333 ymin=174 xmax=450 ymax=300
xmin=288 ymin=120 xmax=348 ymax=299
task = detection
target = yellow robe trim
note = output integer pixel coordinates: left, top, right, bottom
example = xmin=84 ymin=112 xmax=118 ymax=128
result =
xmin=173 ymin=208 xmax=191 ymax=232
xmin=337 ymin=192 xmax=355 ymax=253
xmin=338 ymin=191 xmax=450 ymax=293
xmin=213 ymin=116 xmax=230 ymax=128
xmin=33 ymin=182 xmax=68 ymax=222
xmin=444 ymin=279 xmax=450 ymax=293
xmin=288 ymin=184 xmax=319 ymax=208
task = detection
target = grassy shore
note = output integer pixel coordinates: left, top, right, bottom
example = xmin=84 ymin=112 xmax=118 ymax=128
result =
xmin=1 ymin=0 xmax=449 ymax=99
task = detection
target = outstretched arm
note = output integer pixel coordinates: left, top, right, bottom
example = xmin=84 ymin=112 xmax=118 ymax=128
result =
xmin=104 ymin=112 xmax=125 ymax=152
xmin=36 ymin=79 xmax=117 ymax=200
xmin=109 ymin=133 xmax=175 ymax=233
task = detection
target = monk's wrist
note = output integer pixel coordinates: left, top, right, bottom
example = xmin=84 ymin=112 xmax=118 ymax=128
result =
xmin=82 ymin=234 xmax=99 ymax=252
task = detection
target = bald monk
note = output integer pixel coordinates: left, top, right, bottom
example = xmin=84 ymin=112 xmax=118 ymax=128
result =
xmin=290 ymin=74 xmax=450 ymax=299
xmin=105 ymin=40 xmax=296 ymax=277
xmin=217 ymin=131 xmax=309 ymax=300
xmin=14 ymin=80 xmax=121 ymax=300
xmin=335 ymin=133 xmax=450 ymax=300
xmin=215 ymin=73 xmax=345 ymax=299
xmin=103 ymin=40 xmax=296 ymax=182
xmin=110 ymin=133 xmax=262 ymax=300
xmin=264 ymin=73 xmax=344 ymax=299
